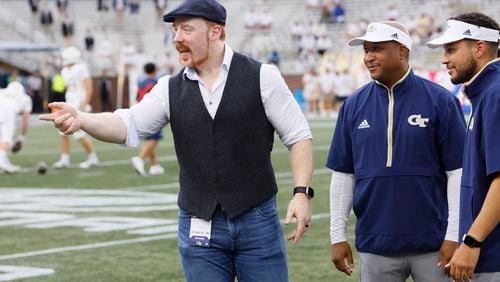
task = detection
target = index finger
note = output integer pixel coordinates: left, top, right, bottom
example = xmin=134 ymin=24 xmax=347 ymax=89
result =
xmin=39 ymin=113 xmax=59 ymax=121
xmin=292 ymin=219 xmax=308 ymax=244
xmin=47 ymin=102 xmax=65 ymax=110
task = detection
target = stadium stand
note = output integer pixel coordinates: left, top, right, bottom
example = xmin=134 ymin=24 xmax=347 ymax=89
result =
xmin=1 ymin=0 xmax=499 ymax=74
xmin=0 ymin=0 xmax=498 ymax=113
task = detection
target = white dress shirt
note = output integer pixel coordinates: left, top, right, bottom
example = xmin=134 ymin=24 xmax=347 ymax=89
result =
xmin=115 ymin=44 xmax=312 ymax=147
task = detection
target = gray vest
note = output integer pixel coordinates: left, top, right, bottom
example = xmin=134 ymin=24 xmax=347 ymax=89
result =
xmin=169 ymin=52 xmax=277 ymax=220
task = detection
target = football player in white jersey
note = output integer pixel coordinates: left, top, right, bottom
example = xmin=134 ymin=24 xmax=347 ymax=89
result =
xmin=0 ymin=81 xmax=32 ymax=173
xmin=53 ymin=47 xmax=99 ymax=169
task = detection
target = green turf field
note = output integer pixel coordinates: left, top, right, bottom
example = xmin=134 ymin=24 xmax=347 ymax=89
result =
xmin=1 ymin=116 xmax=361 ymax=281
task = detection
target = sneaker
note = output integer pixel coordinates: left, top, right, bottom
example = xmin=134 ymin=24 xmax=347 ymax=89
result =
xmin=78 ymin=155 xmax=99 ymax=169
xmin=131 ymin=156 xmax=146 ymax=176
xmin=149 ymin=164 xmax=165 ymax=175
xmin=0 ymin=161 xmax=20 ymax=173
xmin=53 ymin=159 xmax=70 ymax=169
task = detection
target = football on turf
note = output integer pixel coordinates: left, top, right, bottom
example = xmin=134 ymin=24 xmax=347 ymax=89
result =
xmin=36 ymin=161 xmax=48 ymax=175
xmin=11 ymin=140 xmax=22 ymax=153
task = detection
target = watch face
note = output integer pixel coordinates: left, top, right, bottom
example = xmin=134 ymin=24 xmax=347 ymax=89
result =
xmin=464 ymin=236 xmax=474 ymax=246
xmin=293 ymin=187 xmax=314 ymax=199
xmin=463 ymin=234 xmax=481 ymax=248
xmin=307 ymin=187 xmax=314 ymax=198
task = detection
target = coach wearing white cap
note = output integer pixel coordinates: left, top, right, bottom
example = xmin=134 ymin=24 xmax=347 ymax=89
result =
xmin=327 ymin=21 xmax=466 ymax=281
xmin=427 ymin=12 xmax=500 ymax=282
xmin=40 ymin=0 xmax=313 ymax=281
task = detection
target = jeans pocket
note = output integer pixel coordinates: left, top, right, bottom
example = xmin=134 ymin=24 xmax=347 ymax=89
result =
xmin=254 ymin=196 xmax=277 ymax=217
xmin=178 ymin=208 xmax=192 ymax=219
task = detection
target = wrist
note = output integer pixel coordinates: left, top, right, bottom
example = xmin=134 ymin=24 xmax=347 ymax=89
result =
xmin=293 ymin=186 xmax=314 ymax=199
xmin=462 ymin=234 xmax=483 ymax=248
xmin=331 ymin=238 xmax=348 ymax=245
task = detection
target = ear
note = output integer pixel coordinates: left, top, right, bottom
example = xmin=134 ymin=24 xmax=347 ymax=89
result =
xmin=472 ymin=40 xmax=487 ymax=58
xmin=208 ymin=24 xmax=222 ymax=41
xmin=399 ymin=45 xmax=409 ymax=61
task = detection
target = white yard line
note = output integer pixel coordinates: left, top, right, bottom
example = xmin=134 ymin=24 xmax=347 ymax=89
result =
xmin=0 ymin=234 xmax=178 ymax=261
xmin=0 ymin=265 xmax=54 ymax=281
xmin=0 ymin=214 xmax=330 ymax=261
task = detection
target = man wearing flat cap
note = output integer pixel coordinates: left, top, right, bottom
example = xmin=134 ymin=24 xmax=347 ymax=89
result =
xmin=40 ymin=0 xmax=313 ymax=281
xmin=427 ymin=12 xmax=500 ymax=282
xmin=327 ymin=21 xmax=466 ymax=281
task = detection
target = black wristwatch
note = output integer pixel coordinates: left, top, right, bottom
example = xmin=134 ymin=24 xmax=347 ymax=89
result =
xmin=293 ymin=186 xmax=314 ymax=199
xmin=462 ymin=234 xmax=483 ymax=248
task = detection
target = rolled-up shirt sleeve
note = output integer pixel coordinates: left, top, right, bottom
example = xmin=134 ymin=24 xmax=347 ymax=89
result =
xmin=260 ymin=64 xmax=312 ymax=146
xmin=113 ymin=76 xmax=171 ymax=147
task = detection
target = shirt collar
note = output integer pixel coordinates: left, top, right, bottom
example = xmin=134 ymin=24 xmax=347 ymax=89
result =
xmin=375 ymin=66 xmax=413 ymax=92
xmin=182 ymin=43 xmax=234 ymax=81
xmin=463 ymin=58 xmax=500 ymax=99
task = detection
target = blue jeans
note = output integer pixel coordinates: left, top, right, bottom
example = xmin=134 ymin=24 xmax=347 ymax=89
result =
xmin=178 ymin=196 xmax=289 ymax=282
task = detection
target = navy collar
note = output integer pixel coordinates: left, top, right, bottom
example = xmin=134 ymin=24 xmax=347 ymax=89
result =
xmin=374 ymin=67 xmax=414 ymax=95
xmin=463 ymin=58 xmax=500 ymax=99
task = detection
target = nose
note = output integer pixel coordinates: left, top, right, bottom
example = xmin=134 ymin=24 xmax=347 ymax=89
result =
xmin=364 ymin=51 xmax=374 ymax=64
xmin=173 ymin=29 xmax=182 ymax=43
xmin=441 ymin=52 xmax=449 ymax=66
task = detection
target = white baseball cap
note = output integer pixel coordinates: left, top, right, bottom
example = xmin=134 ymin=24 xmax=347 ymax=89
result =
xmin=348 ymin=22 xmax=413 ymax=51
xmin=427 ymin=19 xmax=500 ymax=48
xmin=61 ymin=46 xmax=81 ymax=66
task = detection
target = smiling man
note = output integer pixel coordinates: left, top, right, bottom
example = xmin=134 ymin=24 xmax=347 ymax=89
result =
xmin=39 ymin=0 xmax=313 ymax=281
xmin=327 ymin=21 xmax=466 ymax=281
xmin=427 ymin=12 xmax=500 ymax=282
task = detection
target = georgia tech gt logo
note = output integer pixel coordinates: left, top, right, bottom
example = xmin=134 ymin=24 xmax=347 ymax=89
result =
xmin=408 ymin=114 xmax=429 ymax=127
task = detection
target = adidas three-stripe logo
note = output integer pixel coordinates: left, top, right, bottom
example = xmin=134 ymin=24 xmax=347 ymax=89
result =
xmin=358 ymin=119 xmax=370 ymax=129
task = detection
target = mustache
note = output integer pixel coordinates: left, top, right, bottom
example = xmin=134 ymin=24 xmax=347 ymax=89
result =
xmin=175 ymin=42 xmax=191 ymax=53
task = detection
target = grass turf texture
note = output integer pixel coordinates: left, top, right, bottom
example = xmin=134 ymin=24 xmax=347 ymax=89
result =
xmin=1 ymin=117 xmax=365 ymax=281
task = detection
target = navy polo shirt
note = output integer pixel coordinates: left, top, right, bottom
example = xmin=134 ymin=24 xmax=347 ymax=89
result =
xmin=326 ymin=69 xmax=466 ymax=254
xmin=459 ymin=59 xmax=500 ymax=273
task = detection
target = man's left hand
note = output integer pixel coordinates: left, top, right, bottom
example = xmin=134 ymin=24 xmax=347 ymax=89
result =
xmin=445 ymin=243 xmax=480 ymax=281
xmin=285 ymin=193 xmax=311 ymax=244
xmin=437 ymin=240 xmax=457 ymax=276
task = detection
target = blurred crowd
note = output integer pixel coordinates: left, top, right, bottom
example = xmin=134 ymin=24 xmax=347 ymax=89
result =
xmin=1 ymin=0 xmax=489 ymax=118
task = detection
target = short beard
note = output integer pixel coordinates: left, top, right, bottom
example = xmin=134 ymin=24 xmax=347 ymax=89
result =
xmin=451 ymin=58 xmax=477 ymax=84
xmin=192 ymin=49 xmax=209 ymax=67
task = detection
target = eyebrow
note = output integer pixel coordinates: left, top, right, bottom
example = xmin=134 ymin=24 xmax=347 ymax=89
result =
xmin=172 ymin=22 xmax=195 ymax=29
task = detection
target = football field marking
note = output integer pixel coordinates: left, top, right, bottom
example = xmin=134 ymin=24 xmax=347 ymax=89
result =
xmin=0 ymin=162 xmax=334 ymax=262
xmin=0 ymin=234 xmax=178 ymax=261
xmin=0 ymin=188 xmax=178 ymax=213
xmin=0 ymin=265 xmax=54 ymax=281
xmin=0 ymin=215 xmax=330 ymax=261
